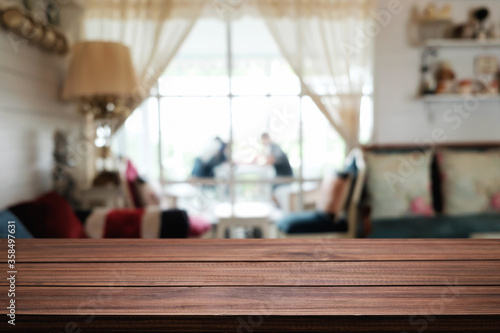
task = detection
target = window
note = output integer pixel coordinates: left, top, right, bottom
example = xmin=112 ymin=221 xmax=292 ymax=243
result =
xmin=114 ymin=16 xmax=372 ymax=216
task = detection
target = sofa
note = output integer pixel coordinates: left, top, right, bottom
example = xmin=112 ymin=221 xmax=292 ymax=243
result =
xmin=0 ymin=191 xmax=211 ymax=239
xmin=359 ymin=143 xmax=500 ymax=238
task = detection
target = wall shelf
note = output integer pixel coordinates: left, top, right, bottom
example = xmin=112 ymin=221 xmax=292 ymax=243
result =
xmin=424 ymin=39 xmax=500 ymax=48
xmin=420 ymin=39 xmax=500 ymax=101
xmin=422 ymin=94 xmax=500 ymax=103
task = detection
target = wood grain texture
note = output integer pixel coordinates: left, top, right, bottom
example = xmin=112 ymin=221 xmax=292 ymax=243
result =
xmin=8 ymin=286 xmax=500 ymax=316
xmin=4 ymin=260 xmax=499 ymax=287
xmin=2 ymin=239 xmax=499 ymax=332
xmin=7 ymin=239 xmax=500 ymax=262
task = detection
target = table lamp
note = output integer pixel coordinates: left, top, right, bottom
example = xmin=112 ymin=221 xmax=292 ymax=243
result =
xmin=62 ymin=41 xmax=138 ymax=185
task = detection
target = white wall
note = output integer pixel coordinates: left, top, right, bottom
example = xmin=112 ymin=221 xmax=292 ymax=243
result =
xmin=0 ymin=30 xmax=83 ymax=208
xmin=373 ymin=0 xmax=500 ymax=144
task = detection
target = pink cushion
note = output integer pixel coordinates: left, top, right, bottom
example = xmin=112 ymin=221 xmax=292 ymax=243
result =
xmin=410 ymin=197 xmax=434 ymax=217
xmin=125 ymin=160 xmax=139 ymax=181
xmin=125 ymin=159 xmax=142 ymax=208
xmin=188 ymin=215 xmax=211 ymax=238
xmin=492 ymin=193 xmax=500 ymax=211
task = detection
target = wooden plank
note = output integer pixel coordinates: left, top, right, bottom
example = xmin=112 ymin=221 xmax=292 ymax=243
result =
xmin=9 ymin=286 xmax=500 ymax=316
xmin=4 ymin=261 xmax=500 ymax=287
xmin=1 ymin=240 xmax=499 ymax=332
xmin=7 ymin=239 xmax=500 ymax=262
xmin=3 ymin=315 xmax=500 ymax=333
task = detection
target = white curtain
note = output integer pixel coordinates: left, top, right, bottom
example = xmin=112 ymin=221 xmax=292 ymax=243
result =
xmin=81 ymin=0 xmax=206 ymax=109
xmin=257 ymin=0 xmax=374 ymax=150
xmin=80 ymin=0 xmax=374 ymax=148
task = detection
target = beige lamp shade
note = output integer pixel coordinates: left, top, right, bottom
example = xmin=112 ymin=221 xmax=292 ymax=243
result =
xmin=62 ymin=41 xmax=137 ymax=100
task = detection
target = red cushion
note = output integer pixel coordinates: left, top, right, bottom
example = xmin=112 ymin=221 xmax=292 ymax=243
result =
xmin=104 ymin=209 xmax=144 ymax=238
xmin=9 ymin=192 xmax=87 ymax=238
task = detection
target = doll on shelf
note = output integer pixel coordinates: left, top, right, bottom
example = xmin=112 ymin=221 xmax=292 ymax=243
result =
xmin=435 ymin=61 xmax=456 ymax=94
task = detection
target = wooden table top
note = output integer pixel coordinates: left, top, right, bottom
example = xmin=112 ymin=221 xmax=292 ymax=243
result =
xmin=2 ymin=239 xmax=500 ymax=332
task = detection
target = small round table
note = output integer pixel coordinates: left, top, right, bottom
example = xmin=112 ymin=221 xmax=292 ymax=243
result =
xmin=214 ymin=202 xmax=279 ymax=239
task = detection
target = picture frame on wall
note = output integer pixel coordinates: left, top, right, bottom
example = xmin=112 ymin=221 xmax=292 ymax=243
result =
xmin=475 ymin=55 xmax=499 ymax=94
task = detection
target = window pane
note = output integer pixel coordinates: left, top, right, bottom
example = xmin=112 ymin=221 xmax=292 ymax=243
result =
xmin=232 ymin=96 xmax=268 ymax=165
xmin=231 ymin=57 xmax=269 ymax=95
xmin=160 ymin=97 xmax=230 ymax=181
xmin=232 ymin=96 xmax=300 ymax=204
xmin=267 ymin=96 xmax=301 ymax=175
xmin=269 ymin=58 xmax=301 ymax=95
xmin=235 ymin=182 xmax=272 ymax=203
xmin=160 ymin=18 xmax=228 ymax=96
xmin=232 ymin=97 xmax=300 ymax=171
xmin=143 ymin=98 xmax=161 ymax=182
xmin=302 ymin=96 xmax=345 ymax=179
xmin=359 ymin=95 xmax=373 ymax=144
xmin=113 ymin=98 xmax=160 ymax=183
xmin=231 ymin=17 xmax=280 ymax=96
